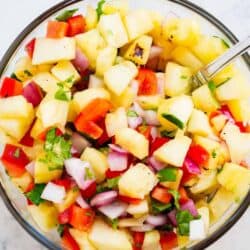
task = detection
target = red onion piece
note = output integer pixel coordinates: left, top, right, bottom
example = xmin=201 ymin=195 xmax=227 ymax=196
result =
xmin=180 ymin=199 xmax=198 ymax=217
xmin=90 ymin=191 xmax=118 ymax=207
xmin=150 ymin=127 xmax=158 ymax=141
xmin=109 ymin=144 xmax=128 ymax=154
xmin=144 ymin=110 xmax=160 ymax=126
xmin=71 ymin=132 xmax=91 ymax=154
xmin=108 ymin=151 xmax=128 ymax=172
xmin=130 ymin=80 xmax=139 ymax=95
xmin=167 ymin=209 xmax=177 ymax=226
xmin=25 ymin=161 xmax=35 ymax=177
xmin=72 ymin=48 xmax=89 ymax=74
xmin=132 ymin=102 xmax=145 ymax=117
xmin=22 ymin=81 xmax=43 ymax=107
xmin=128 ymin=116 xmax=143 ymax=129
xmin=183 ymin=158 xmax=201 ymax=175
xmin=146 ymin=214 xmax=168 ymax=226
xmin=76 ymin=195 xmax=90 ymax=209
xmin=41 ymin=182 xmax=66 ymax=204
xmin=98 ymin=201 xmax=128 ymax=219
xmin=131 ymin=224 xmax=155 ymax=232
xmin=148 ymin=156 xmax=165 ymax=171
xmin=149 ymin=46 xmax=163 ymax=60
xmin=156 ymin=72 xmax=165 ymax=97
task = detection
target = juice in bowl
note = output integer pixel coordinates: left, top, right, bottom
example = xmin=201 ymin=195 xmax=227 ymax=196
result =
xmin=0 ymin=0 xmax=249 ymax=250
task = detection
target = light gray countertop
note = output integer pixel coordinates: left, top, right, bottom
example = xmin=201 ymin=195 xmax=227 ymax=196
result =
xmin=0 ymin=0 xmax=249 ymax=249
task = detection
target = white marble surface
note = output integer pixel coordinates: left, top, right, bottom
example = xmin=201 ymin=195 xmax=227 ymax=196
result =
xmin=0 ymin=0 xmax=249 ymax=249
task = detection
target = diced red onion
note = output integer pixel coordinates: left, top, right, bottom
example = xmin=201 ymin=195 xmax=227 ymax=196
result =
xmin=88 ymin=75 xmax=104 ymax=88
xmin=131 ymin=224 xmax=155 ymax=232
xmin=148 ymin=156 xmax=166 ymax=171
xmin=149 ymin=46 xmax=163 ymax=60
xmin=76 ymin=195 xmax=90 ymax=209
xmin=109 ymin=144 xmax=128 ymax=154
xmin=146 ymin=57 xmax=159 ymax=71
xmin=71 ymin=146 xmax=79 ymax=155
xmin=81 ymin=179 xmax=95 ymax=190
xmin=144 ymin=110 xmax=160 ymax=126
xmin=146 ymin=214 xmax=168 ymax=226
xmin=130 ymin=80 xmax=139 ymax=95
xmin=98 ymin=201 xmax=128 ymax=219
xmin=22 ymin=81 xmax=43 ymax=107
xmin=180 ymin=199 xmax=198 ymax=217
xmin=183 ymin=158 xmax=201 ymax=175
xmin=128 ymin=116 xmax=143 ymax=129
xmin=108 ymin=151 xmax=128 ymax=171
xmin=72 ymin=48 xmax=89 ymax=74
xmin=41 ymin=182 xmax=66 ymax=204
xmin=25 ymin=161 xmax=35 ymax=177
xmin=150 ymin=127 xmax=158 ymax=141
xmin=156 ymin=73 xmax=165 ymax=97
xmin=71 ymin=132 xmax=91 ymax=154
xmin=90 ymin=191 xmax=118 ymax=207
xmin=167 ymin=209 xmax=177 ymax=226
xmin=132 ymin=102 xmax=145 ymax=117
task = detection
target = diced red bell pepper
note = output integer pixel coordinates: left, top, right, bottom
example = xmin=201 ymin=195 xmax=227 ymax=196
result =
xmin=118 ymin=195 xmax=142 ymax=205
xmin=67 ymin=15 xmax=86 ymax=37
xmin=96 ymin=119 xmax=111 ymax=146
xmin=25 ymin=180 xmax=35 ymax=193
xmin=160 ymin=231 xmax=178 ymax=250
xmin=69 ymin=205 xmax=95 ymax=231
xmin=25 ymin=38 xmax=36 ymax=59
xmin=46 ymin=21 xmax=69 ymax=38
xmin=178 ymin=187 xmax=189 ymax=205
xmin=58 ymin=208 xmax=71 ymax=224
xmin=150 ymin=137 xmax=170 ymax=155
xmin=133 ymin=232 xmax=145 ymax=250
xmin=137 ymin=125 xmax=153 ymax=141
xmin=61 ymin=229 xmax=80 ymax=250
xmin=20 ymin=128 xmax=34 ymax=147
xmin=75 ymin=120 xmax=103 ymax=140
xmin=187 ymin=144 xmax=209 ymax=166
xmin=81 ymin=181 xmax=97 ymax=199
xmin=1 ymin=144 xmax=30 ymax=177
xmin=137 ymin=68 xmax=158 ymax=96
xmin=0 ymin=77 xmax=23 ymax=98
xmin=53 ymin=179 xmax=72 ymax=191
xmin=37 ymin=127 xmax=63 ymax=141
xmin=106 ymin=169 xmax=126 ymax=179
xmin=151 ymin=186 xmax=172 ymax=204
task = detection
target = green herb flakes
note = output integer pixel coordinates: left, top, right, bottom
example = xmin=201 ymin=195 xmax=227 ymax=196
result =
xmin=56 ymin=9 xmax=78 ymax=21
xmin=168 ymin=189 xmax=180 ymax=209
xmin=151 ymin=199 xmax=172 ymax=214
xmin=162 ymin=113 xmax=184 ymax=129
xmin=26 ymin=184 xmax=46 ymax=205
xmin=127 ymin=110 xmax=138 ymax=117
xmin=176 ymin=210 xmax=194 ymax=236
xmin=96 ymin=0 xmax=106 ymax=19
xmin=157 ymin=168 xmax=177 ymax=182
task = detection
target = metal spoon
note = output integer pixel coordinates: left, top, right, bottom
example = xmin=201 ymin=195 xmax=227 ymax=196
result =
xmin=192 ymin=35 xmax=250 ymax=89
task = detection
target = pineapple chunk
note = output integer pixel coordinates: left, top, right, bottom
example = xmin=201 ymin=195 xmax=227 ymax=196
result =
xmin=160 ymin=169 xmax=183 ymax=190
xmin=124 ymin=10 xmax=154 ymax=40
xmin=67 ymin=101 xmax=78 ymax=122
xmin=81 ymin=147 xmax=108 ymax=183
xmin=162 ymin=17 xmax=200 ymax=47
xmin=171 ymin=46 xmax=203 ymax=73
xmin=32 ymin=72 xmax=59 ymax=93
xmin=118 ymin=216 xmax=146 ymax=227
xmin=192 ymin=85 xmax=220 ymax=113
xmin=104 ymin=61 xmax=138 ymax=96
xmin=69 ymin=229 xmax=96 ymax=250
xmin=0 ymin=128 xmax=13 ymax=145
xmin=217 ymin=162 xmax=250 ymax=201
xmin=28 ymin=202 xmax=58 ymax=232
xmin=154 ymin=136 xmax=192 ymax=167
xmin=105 ymin=107 xmax=128 ymax=137
xmin=165 ymin=62 xmax=192 ymax=97
xmin=30 ymin=119 xmax=45 ymax=139
xmin=210 ymin=114 xmax=227 ymax=133
xmin=14 ymin=56 xmax=37 ymax=81
xmin=126 ymin=200 xmax=149 ymax=216
xmin=227 ymin=99 xmax=250 ymax=122
xmin=137 ymin=95 xmax=163 ymax=110
xmin=110 ymin=87 xmax=136 ymax=108
xmin=88 ymin=75 xmax=105 ymax=88
xmin=123 ymin=35 xmax=153 ymax=65
xmin=12 ymin=172 xmax=33 ymax=193
xmin=212 ymin=64 xmax=235 ymax=85
xmin=51 ymin=61 xmax=80 ymax=83
xmin=187 ymin=109 xmax=214 ymax=136
xmin=118 ymin=163 xmax=157 ymax=199
xmin=98 ymin=13 xmax=128 ymax=48
xmin=24 ymin=143 xmax=44 ymax=161
xmin=96 ymin=46 xmax=117 ymax=76
xmin=142 ymin=231 xmax=161 ymax=250
xmin=73 ymin=88 xmax=111 ymax=114
xmin=197 ymin=207 xmax=210 ymax=232
xmin=157 ymin=95 xmax=194 ymax=130
xmin=75 ymin=29 xmax=106 ymax=68
xmin=89 ymin=219 xmax=132 ymax=250
xmin=85 ymin=5 xmax=98 ymax=31
xmin=102 ymin=0 xmax=129 ymax=16
xmin=32 ymin=37 xmax=76 ymax=65
xmin=115 ymin=128 xmax=149 ymax=159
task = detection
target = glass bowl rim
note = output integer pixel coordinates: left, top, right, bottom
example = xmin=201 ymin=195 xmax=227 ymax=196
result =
xmin=0 ymin=0 xmax=249 ymax=249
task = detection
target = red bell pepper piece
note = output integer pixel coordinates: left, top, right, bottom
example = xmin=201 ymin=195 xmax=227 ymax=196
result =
xmin=75 ymin=120 xmax=103 ymax=140
xmin=20 ymin=128 xmax=34 ymax=147
xmin=178 ymin=187 xmax=189 ymax=205
xmin=25 ymin=38 xmax=36 ymax=59
xmin=81 ymin=181 xmax=97 ymax=199
xmin=137 ymin=68 xmax=158 ymax=96
xmin=150 ymin=137 xmax=170 ymax=155
xmin=187 ymin=144 xmax=209 ymax=166
xmin=25 ymin=180 xmax=35 ymax=193
xmin=133 ymin=232 xmax=145 ymax=250
xmin=151 ymin=186 xmax=172 ymax=204
xmin=106 ymin=169 xmax=126 ymax=179
xmin=1 ymin=144 xmax=30 ymax=177
xmin=69 ymin=205 xmax=95 ymax=231
xmin=61 ymin=229 xmax=80 ymax=250
xmin=96 ymin=119 xmax=111 ymax=146
xmin=53 ymin=179 xmax=72 ymax=191
xmin=46 ymin=21 xmax=69 ymax=38
xmin=0 ymin=77 xmax=23 ymax=98
xmin=67 ymin=15 xmax=86 ymax=37
xmin=137 ymin=125 xmax=153 ymax=141
xmin=58 ymin=208 xmax=71 ymax=224
xmin=118 ymin=195 xmax=142 ymax=205
xmin=160 ymin=231 xmax=178 ymax=250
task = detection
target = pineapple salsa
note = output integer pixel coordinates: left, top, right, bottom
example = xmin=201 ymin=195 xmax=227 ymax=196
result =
xmin=0 ymin=0 xmax=250 ymax=249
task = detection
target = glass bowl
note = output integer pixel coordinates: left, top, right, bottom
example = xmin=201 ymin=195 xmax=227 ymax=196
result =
xmin=0 ymin=0 xmax=249 ymax=249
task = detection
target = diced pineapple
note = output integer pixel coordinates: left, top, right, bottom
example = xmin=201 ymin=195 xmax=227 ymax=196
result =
xmin=32 ymin=37 xmax=76 ymax=65
xmin=123 ymin=35 xmax=153 ymax=65
xmin=142 ymin=231 xmax=161 ymax=250
xmin=69 ymin=229 xmax=96 ymax=250
xmin=75 ymin=29 xmax=106 ymax=68
xmin=30 ymin=119 xmax=45 ymax=139
xmin=124 ymin=10 xmax=154 ymax=40
xmin=81 ymin=147 xmax=108 ymax=183
xmin=171 ymin=46 xmax=203 ymax=73
xmin=162 ymin=17 xmax=200 ymax=47
xmin=73 ymin=88 xmax=111 ymax=114
xmin=28 ymin=202 xmax=58 ymax=232
xmin=177 ymin=236 xmax=189 ymax=249
xmin=126 ymin=200 xmax=149 ymax=216
xmin=227 ymin=99 xmax=250 ymax=122
xmin=137 ymin=95 xmax=163 ymax=110
xmin=115 ymin=128 xmax=149 ymax=159
xmin=210 ymin=114 xmax=227 ymax=133
xmin=51 ymin=61 xmax=80 ymax=83
xmin=102 ymin=0 xmax=129 ymax=16
xmin=24 ymin=143 xmax=44 ymax=161
xmin=157 ymin=95 xmax=194 ymax=130
xmin=105 ymin=107 xmax=128 ymax=137
xmin=154 ymin=136 xmax=192 ymax=167
xmin=32 ymin=72 xmax=59 ymax=93
xmin=89 ymin=219 xmax=132 ymax=250
xmin=212 ymin=64 xmax=235 ymax=85
xmin=104 ymin=61 xmax=138 ymax=96
xmin=14 ymin=56 xmax=37 ymax=81
xmin=36 ymin=64 xmax=53 ymax=73
xmin=118 ymin=216 xmax=146 ymax=227
xmin=217 ymin=162 xmax=250 ymax=201
xmin=37 ymin=98 xmax=69 ymax=130
xmin=0 ymin=127 xmax=13 ymax=145
xmin=192 ymin=85 xmax=220 ymax=113
xmin=208 ymin=187 xmax=234 ymax=221
xmin=110 ymin=87 xmax=136 ymax=108
xmin=98 ymin=13 xmax=128 ymax=48
xmin=96 ymin=47 xmax=117 ymax=76
xmin=160 ymin=169 xmax=183 ymax=190
xmin=197 ymin=207 xmax=210 ymax=232
xmin=187 ymin=109 xmax=214 ymax=136
xmin=67 ymin=101 xmax=77 ymax=122
xmin=88 ymin=75 xmax=105 ymax=88
xmin=118 ymin=163 xmax=157 ymax=199
xmin=165 ymin=62 xmax=191 ymax=97
xmin=12 ymin=172 xmax=33 ymax=192
xmin=85 ymin=5 xmax=98 ymax=31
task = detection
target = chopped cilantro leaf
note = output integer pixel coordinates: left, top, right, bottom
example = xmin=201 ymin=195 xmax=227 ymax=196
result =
xmin=106 ymin=177 xmax=120 ymax=189
xmin=99 ymin=147 xmax=109 ymax=155
xmin=151 ymin=199 xmax=172 ymax=214
xmin=213 ymin=36 xmax=230 ymax=48
xmin=96 ymin=0 xmax=106 ymax=19
xmin=56 ymin=9 xmax=78 ymax=21
xmin=127 ymin=110 xmax=138 ymax=117
xmin=160 ymin=130 xmax=176 ymax=138
xmin=55 ymin=88 xmax=71 ymax=101
xmin=162 ymin=113 xmax=184 ymax=129
xmin=10 ymin=73 xmax=20 ymax=81
xmin=168 ymin=189 xmax=180 ymax=209
xmin=54 ymin=76 xmax=74 ymax=101
xmin=109 ymin=218 xmax=119 ymax=229
xmin=212 ymin=150 xmax=217 ymax=158
xmin=176 ymin=210 xmax=194 ymax=236
xmin=26 ymin=184 xmax=46 ymax=205
xmin=57 ymin=224 xmax=64 ymax=236
xmin=208 ymin=81 xmax=216 ymax=93
xmin=24 ymin=69 xmax=33 ymax=77
xmin=96 ymin=184 xmax=109 ymax=193
xmin=85 ymin=168 xmax=94 ymax=180
xmin=13 ymin=148 xmax=20 ymax=158
xmin=157 ymin=168 xmax=177 ymax=182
